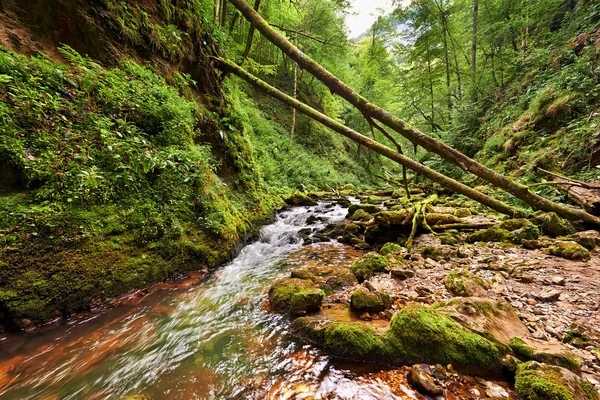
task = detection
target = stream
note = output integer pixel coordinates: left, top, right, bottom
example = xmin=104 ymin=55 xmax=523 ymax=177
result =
xmin=0 ymin=201 xmax=417 ymax=399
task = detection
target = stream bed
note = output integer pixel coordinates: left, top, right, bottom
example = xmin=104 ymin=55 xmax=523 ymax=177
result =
xmin=0 ymin=202 xmax=423 ymax=399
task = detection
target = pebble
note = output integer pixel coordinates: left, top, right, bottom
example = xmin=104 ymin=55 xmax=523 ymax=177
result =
xmin=537 ymin=290 xmax=561 ymax=302
xmin=485 ymin=381 xmax=509 ymax=398
xmin=407 ymin=366 xmax=444 ymax=397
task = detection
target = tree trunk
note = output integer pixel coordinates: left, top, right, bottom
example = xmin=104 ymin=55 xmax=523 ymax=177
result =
xmin=220 ymin=0 xmax=228 ymax=27
xmin=471 ymin=0 xmax=478 ymax=103
xmin=218 ymin=58 xmax=525 ymax=218
xmin=225 ymin=0 xmax=600 ymax=226
xmin=239 ymin=0 xmax=261 ymax=64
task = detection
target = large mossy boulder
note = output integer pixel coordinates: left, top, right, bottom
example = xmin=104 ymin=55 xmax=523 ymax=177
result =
xmin=515 ymin=361 xmax=598 ymax=400
xmin=350 ymin=209 xmax=371 ymax=221
xmin=497 ymin=219 xmax=541 ymax=243
xmin=547 ymin=241 xmax=591 ymax=261
xmin=444 ymin=269 xmax=490 ymax=297
xmin=269 ymin=278 xmax=314 ymax=312
xmin=379 ymin=242 xmax=404 ymax=256
xmin=350 ymin=288 xmax=392 ymax=312
xmin=538 ymin=212 xmax=576 ymax=238
xmin=387 ymin=304 xmax=503 ymax=367
xmin=350 ymin=252 xmax=388 ymax=282
xmin=467 ymin=227 xmax=511 ymax=243
xmin=292 ymin=302 xmax=504 ymax=368
xmin=286 ymin=191 xmax=317 ymax=206
xmin=290 ymin=288 xmax=325 ymax=316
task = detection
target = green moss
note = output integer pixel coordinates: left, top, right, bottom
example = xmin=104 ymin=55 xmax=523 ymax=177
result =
xmin=347 ymin=204 xmax=382 ymax=216
xmin=350 ymin=252 xmax=388 ymax=282
xmin=290 ymin=289 xmax=325 ymax=316
xmin=510 ymin=337 xmax=535 ymax=358
xmin=290 ymin=270 xmax=316 ymax=281
xmin=547 ymin=241 xmax=591 ymax=261
xmin=498 ymin=219 xmax=533 ymax=231
xmin=379 ymin=242 xmax=404 ymax=256
xmin=350 ymin=289 xmax=391 ymax=312
xmin=454 ymin=208 xmax=472 ymax=218
xmin=439 ymin=232 xmax=461 ymax=245
xmin=325 ymin=268 xmax=358 ymax=289
xmin=467 ymin=227 xmax=511 ymax=243
xmin=515 ymin=362 xmax=575 ymax=400
xmin=539 ymin=213 xmax=576 ymax=238
xmin=510 ymin=224 xmax=541 ymax=244
xmin=420 ymin=245 xmax=440 ymax=258
xmin=286 ymin=192 xmax=317 ymax=206
xmin=268 ymin=278 xmax=314 ymax=312
xmin=386 ymin=304 xmax=502 ymax=367
xmin=322 ymin=322 xmax=388 ymax=358
xmin=350 ymin=209 xmax=371 ymax=221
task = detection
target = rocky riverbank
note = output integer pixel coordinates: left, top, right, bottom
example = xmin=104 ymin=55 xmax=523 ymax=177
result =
xmin=268 ymin=187 xmax=600 ymax=399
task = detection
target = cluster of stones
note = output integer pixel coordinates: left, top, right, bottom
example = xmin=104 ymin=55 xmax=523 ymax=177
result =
xmin=273 ymin=187 xmax=600 ymax=399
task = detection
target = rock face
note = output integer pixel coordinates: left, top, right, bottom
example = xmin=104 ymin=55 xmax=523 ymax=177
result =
xmin=350 ymin=288 xmax=391 ymax=312
xmin=444 ymin=269 xmax=490 ymax=297
xmin=515 ymin=361 xmax=598 ymax=400
xmin=350 ymin=252 xmax=388 ymax=282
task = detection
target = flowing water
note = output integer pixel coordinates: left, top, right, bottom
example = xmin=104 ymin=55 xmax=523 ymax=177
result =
xmin=0 ymin=202 xmax=421 ymax=399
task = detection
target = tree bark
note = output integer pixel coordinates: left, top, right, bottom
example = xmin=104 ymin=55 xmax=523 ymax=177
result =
xmin=239 ymin=0 xmax=261 ymax=64
xmin=227 ymin=0 xmax=600 ymax=227
xmin=218 ymin=58 xmax=525 ymax=218
xmin=471 ymin=0 xmax=478 ymax=103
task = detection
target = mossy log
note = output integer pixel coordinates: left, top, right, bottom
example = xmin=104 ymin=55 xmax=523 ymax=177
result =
xmin=218 ymin=58 xmax=524 ymax=218
xmin=226 ymin=0 xmax=600 ymax=228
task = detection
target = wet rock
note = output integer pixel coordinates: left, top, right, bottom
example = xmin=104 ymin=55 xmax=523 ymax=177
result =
xmin=350 ymin=237 xmax=370 ymax=250
xmin=306 ymin=215 xmax=324 ymax=225
xmin=290 ymin=288 xmax=325 ymax=316
xmin=360 ymin=312 xmax=372 ymax=321
xmin=269 ymin=278 xmax=314 ymax=312
xmin=537 ymin=290 xmax=561 ymax=302
xmin=291 ymin=269 xmax=316 ymax=281
xmin=444 ymin=269 xmax=490 ymax=297
xmin=547 ymin=241 xmax=591 ymax=261
xmin=350 ymin=288 xmax=392 ymax=312
xmin=515 ymin=361 xmax=598 ymax=400
xmin=509 ymin=337 xmax=581 ymax=373
xmin=390 ymin=268 xmax=415 ymax=280
xmin=485 ymin=381 xmax=510 ymax=398
xmin=537 ymin=212 xmax=576 ymax=238
xmin=350 ymin=252 xmax=388 ymax=282
xmin=407 ymin=365 xmax=444 ymax=396
xmin=286 ymin=192 xmax=317 ymax=206
xmin=324 ymin=268 xmax=359 ymax=290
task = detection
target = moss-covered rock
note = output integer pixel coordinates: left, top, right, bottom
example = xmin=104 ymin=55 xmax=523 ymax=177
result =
xmin=547 ymin=241 xmax=591 ymax=261
xmin=322 ymin=321 xmax=388 ymax=358
xmin=387 ymin=304 xmax=503 ymax=367
xmin=350 ymin=209 xmax=371 ymax=221
xmin=350 ymin=288 xmax=392 ymax=312
xmin=347 ymin=203 xmax=383 ymax=217
xmin=467 ymin=227 xmax=511 ymax=243
xmin=344 ymin=223 xmax=361 ymax=235
xmin=325 ymin=268 xmax=359 ymax=289
xmin=350 ymin=252 xmax=388 ymax=282
xmin=290 ymin=288 xmax=325 ymax=316
xmin=454 ymin=208 xmax=472 ymax=218
xmin=268 ymin=278 xmax=314 ymax=312
xmin=563 ymin=321 xmax=600 ymax=348
xmin=510 ymin=223 xmax=541 ymax=244
xmin=565 ymin=231 xmax=600 ymax=251
xmin=509 ymin=337 xmax=581 ymax=373
xmin=286 ymin=191 xmax=318 ymax=206
xmin=379 ymin=242 xmax=404 ymax=256
xmin=515 ymin=361 xmax=598 ymax=400
xmin=444 ymin=269 xmax=490 ymax=297
xmin=373 ymin=210 xmax=413 ymax=226
xmin=439 ymin=231 xmax=461 ymax=245
xmin=290 ymin=270 xmax=316 ymax=281
xmin=340 ymin=183 xmax=356 ymax=192
xmin=498 ymin=218 xmax=533 ymax=231
xmin=538 ymin=212 xmax=576 ymax=238
xmin=350 ymin=237 xmax=370 ymax=250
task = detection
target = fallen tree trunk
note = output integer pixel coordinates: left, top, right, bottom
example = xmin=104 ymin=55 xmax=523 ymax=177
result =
xmin=227 ymin=0 xmax=600 ymax=227
xmin=554 ymin=177 xmax=600 ymax=216
xmin=218 ymin=58 xmax=525 ymax=218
